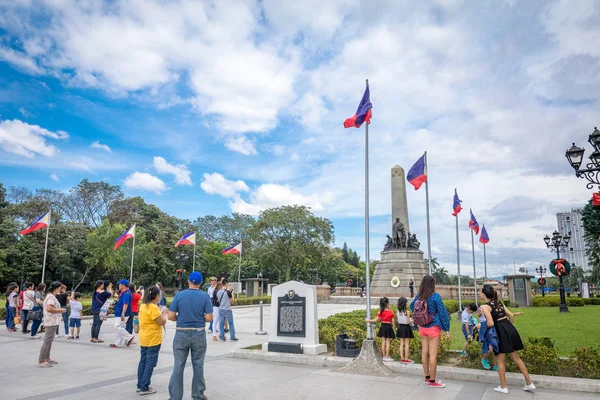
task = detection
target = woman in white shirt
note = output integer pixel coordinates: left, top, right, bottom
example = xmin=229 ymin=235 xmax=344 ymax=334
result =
xmin=21 ymin=282 xmax=35 ymax=334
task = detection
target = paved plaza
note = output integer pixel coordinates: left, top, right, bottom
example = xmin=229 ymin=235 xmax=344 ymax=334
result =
xmin=2 ymin=303 xmax=599 ymax=400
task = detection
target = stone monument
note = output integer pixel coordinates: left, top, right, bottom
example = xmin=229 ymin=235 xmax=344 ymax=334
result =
xmin=263 ymin=281 xmax=327 ymax=355
xmin=370 ymin=165 xmax=428 ymax=297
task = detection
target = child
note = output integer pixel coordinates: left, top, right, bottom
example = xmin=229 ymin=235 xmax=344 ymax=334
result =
xmin=137 ymin=286 xmax=169 ymax=395
xmin=461 ymin=303 xmax=477 ymax=356
xmin=68 ymin=292 xmax=83 ymax=339
xmin=366 ymin=297 xmax=395 ymax=361
xmin=396 ymin=297 xmax=414 ymax=364
xmin=211 ymin=281 xmax=222 ymax=342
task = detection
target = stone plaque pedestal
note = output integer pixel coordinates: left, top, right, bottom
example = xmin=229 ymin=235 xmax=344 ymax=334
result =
xmin=370 ymin=249 xmax=428 ymax=297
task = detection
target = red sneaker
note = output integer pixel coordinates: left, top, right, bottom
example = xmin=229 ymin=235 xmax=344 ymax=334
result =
xmin=428 ymin=381 xmax=446 ymax=388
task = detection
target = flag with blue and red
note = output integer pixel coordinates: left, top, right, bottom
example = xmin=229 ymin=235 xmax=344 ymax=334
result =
xmin=407 ymin=154 xmax=427 ymax=190
xmin=479 ymin=224 xmax=490 ymax=244
xmin=343 ymin=83 xmax=372 ymax=128
xmin=468 ymin=210 xmax=480 ymax=235
xmin=222 ymin=243 xmax=242 ymax=255
xmin=20 ymin=211 xmax=51 ymax=235
xmin=175 ymin=232 xmax=196 ymax=247
xmin=114 ymin=224 xmax=136 ymax=251
xmin=452 ymin=189 xmax=462 ymax=216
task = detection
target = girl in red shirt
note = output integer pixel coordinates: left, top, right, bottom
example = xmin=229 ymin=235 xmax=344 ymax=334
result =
xmin=366 ymin=297 xmax=395 ymax=361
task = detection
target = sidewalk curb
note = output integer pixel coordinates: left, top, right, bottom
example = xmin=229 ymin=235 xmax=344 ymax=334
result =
xmin=232 ymin=349 xmax=600 ymax=393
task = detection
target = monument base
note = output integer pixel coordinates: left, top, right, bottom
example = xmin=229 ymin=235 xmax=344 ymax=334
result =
xmin=338 ymin=339 xmax=394 ymax=376
xmin=370 ymin=249 xmax=428 ymax=297
xmin=261 ymin=342 xmax=327 ymax=355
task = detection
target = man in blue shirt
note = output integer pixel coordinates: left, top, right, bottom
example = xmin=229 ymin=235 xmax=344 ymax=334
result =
xmin=110 ymin=279 xmax=134 ymax=348
xmin=168 ymin=271 xmax=213 ymax=400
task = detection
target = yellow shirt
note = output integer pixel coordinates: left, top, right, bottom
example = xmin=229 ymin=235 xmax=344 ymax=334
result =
xmin=139 ymin=303 xmax=163 ymax=347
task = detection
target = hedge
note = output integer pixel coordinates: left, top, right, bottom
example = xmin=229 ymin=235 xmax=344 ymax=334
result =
xmin=533 ymin=297 xmax=590 ymax=307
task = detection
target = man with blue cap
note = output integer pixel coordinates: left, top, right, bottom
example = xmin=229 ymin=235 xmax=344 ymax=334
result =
xmin=110 ymin=279 xmax=134 ymax=348
xmin=168 ymin=271 xmax=213 ymax=400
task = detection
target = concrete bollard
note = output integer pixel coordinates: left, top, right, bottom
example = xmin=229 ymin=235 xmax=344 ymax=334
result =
xmin=255 ymin=300 xmax=267 ymax=335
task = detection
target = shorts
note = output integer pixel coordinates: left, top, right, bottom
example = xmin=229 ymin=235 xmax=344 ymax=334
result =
xmin=418 ymin=325 xmax=441 ymax=338
xmin=462 ymin=324 xmax=474 ymax=341
xmin=69 ymin=318 xmax=81 ymax=328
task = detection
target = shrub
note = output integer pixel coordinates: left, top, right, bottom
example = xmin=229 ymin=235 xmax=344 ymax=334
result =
xmin=502 ymin=299 xmax=510 ymax=307
xmin=442 ymin=300 xmax=459 ymax=313
xmin=567 ymin=297 xmax=585 ymax=307
xmin=520 ymin=337 xmax=559 ymax=376
xmin=532 ymin=297 xmax=561 ymax=307
xmin=561 ymin=347 xmax=600 ymax=379
xmin=583 ymin=298 xmax=600 ymax=305
xmin=232 ymin=296 xmax=271 ymax=306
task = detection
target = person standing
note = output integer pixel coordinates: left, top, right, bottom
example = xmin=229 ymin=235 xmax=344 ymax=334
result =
xmin=21 ymin=282 xmax=35 ymax=334
xmin=30 ymin=283 xmax=46 ymax=339
xmin=55 ymin=285 xmax=69 ymax=338
xmin=410 ymin=275 xmax=450 ymax=388
xmin=409 ymin=279 xmax=415 ymax=298
xmin=38 ymin=281 xmax=65 ymax=367
xmin=5 ymin=283 xmax=19 ymax=332
xmin=167 ymin=271 xmax=213 ymax=400
xmin=68 ymin=292 xmax=83 ymax=339
xmin=126 ymin=284 xmax=142 ymax=335
xmin=110 ymin=279 xmax=134 ymax=348
xmin=91 ymin=280 xmax=113 ymax=343
xmin=136 ymin=286 xmax=169 ymax=395
xmin=217 ymin=281 xmax=238 ymax=342
xmin=210 ymin=281 xmax=222 ymax=342
xmin=480 ymin=284 xmax=535 ymax=394
xmin=206 ymin=277 xmax=217 ymax=334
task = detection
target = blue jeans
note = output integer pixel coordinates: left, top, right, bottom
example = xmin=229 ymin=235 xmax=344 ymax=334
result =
xmin=126 ymin=311 xmax=138 ymax=334
xmin=208 ymin=320 xmax=213 ymax=331
xmin=168 ymin=330 xmax=208 ymax=400
xmin=137 ymin=344 xmax=161 ymax=391
xmin=30 ymin=306 xmax=43 ymax=336
xmin=219 ymin=309 xmax=236 ymax=340
xmin=56 ymin=308 xmax=69 ymax=335
xmin=6 ymin=306 xmax=15 ymax=330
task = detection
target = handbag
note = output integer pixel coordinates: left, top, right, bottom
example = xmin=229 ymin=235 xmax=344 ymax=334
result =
xmin=14 ymin=315 xmax=20 ymax=325
xmin=28 ymin=309 xmax=42 ymax=321
xmin=133 ymin=315 xmax=139 ymax=334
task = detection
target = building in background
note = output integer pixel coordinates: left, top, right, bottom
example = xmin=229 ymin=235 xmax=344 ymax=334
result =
xmin=556 ymin=208 xmax=590 ymax=271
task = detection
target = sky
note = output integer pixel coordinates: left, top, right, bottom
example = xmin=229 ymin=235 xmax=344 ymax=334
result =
xmin=0 ymin=0 xmax=599 ymax=279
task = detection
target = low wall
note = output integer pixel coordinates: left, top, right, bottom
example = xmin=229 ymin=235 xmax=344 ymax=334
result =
xmin=334 ymin=287 xmax=361 ymax=297
xmin=316 ymin=284 xmax=331 ymax=303
xmin=436 ymin=285 xmax=508 ymax=301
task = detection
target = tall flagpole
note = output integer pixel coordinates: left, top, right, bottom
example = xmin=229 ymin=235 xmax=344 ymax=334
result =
xmin=192 ymin=240 xmax=196 ymax=272
xmin=130 ymin=226 xmax=136 ymax=283
xmin=424 ymin=151 xmax=432 ymax=275
xmin=455 ymin=211 xmax=462 ymax=312
xmin=483 ymin=242 xmax=488 ymax=282
xmin=470 ymin=228 xmax=477 ymax=305
xmin=238 ymin=240 xmax=242 ymax=284
xmin=364 ymin=79 xmax=372 ymax=340
xmin=41 ymin=210 xmax=51 ymax=283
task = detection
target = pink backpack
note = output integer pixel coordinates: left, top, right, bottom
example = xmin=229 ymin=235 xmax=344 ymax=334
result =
xmin=413 ymin=298 xmax=434 ymax=326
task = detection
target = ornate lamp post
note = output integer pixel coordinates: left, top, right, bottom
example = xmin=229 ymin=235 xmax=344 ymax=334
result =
xmin=535 ymin=266 xmax=547 ymax=297
xmin=175 ymin=251 xmax=190 ymax=292
xmin=543 ymin=231 xmax=570 ymax=312
xmin=565 ymin=127 xmax=600 ymax=190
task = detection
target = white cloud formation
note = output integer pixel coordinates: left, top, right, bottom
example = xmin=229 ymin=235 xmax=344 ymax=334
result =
xmin=153 ymin=156 xmax=192 ymax=186
xmin=0 ymin=119 xmax=68 ymax=158
xmin=50 ymin=173 xmax=59 ymax=182
xmin=63 ymin=160 xmax=90 ymax=171
xmin=200 ymin=173 xmax=249 ymax=199
xmin=90 ymin=141 xmax=111 ymax=152
xmin=123 ymin=172 xmax=168 ymax=194
xmin=224 ymin=136 xmax=258 ymax=156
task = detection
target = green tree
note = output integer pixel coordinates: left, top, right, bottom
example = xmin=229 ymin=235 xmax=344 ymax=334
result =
xmin=582 ymin=201 xmax=600 ymax=285
xmin=342 ymin=242 xmax=349 ymax=263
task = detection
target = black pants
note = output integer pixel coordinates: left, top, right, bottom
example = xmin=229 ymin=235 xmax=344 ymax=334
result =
xmin=91 ymin=312 xmax=103 ymax=339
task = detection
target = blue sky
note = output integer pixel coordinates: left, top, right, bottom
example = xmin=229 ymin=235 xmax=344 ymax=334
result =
xmin=1 ymin=0 xmax=599 ymax=278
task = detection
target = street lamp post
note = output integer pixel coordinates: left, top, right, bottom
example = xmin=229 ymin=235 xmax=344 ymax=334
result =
xmin=565 ymin=127 xmax=600 ymax=190
xmin=535 ymin=266 xmax=547 ymax=297
xmin=175 ymin=251 xmax=190 ymax=292
xmin=543 ymin=230 xmax=571 ymax=312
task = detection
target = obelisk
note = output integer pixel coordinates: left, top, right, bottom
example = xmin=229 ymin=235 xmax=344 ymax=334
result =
xmin=391 ymin=165 xmax=410 ymax=232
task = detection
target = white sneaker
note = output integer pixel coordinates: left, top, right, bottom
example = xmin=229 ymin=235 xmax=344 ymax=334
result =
xmin=494 ymin=386 xmax=508 ymax=394
xmin=523 ymin=383 xmax=536 ymax=391
xmin=56 ymin=334 xmax=60 ymax=338
xmin=207 ymin=330 xmax=212 ymax=334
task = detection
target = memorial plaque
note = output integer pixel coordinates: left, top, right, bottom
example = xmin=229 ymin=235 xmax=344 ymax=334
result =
xmin=277 ymin=289 xmax=306 ymax=337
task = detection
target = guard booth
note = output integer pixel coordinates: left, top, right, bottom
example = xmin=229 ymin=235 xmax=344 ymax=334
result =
xmin=504 ymin=274 xmax=534 ymax=307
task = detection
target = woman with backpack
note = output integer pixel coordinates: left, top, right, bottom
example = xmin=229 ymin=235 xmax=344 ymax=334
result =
xmin=91 ymin=280 xmax=113 ymax=343
xmin=410 ymin=275 xmax=450 ymax=388
xmin=480 ymin=284 xmax=535 ymax=394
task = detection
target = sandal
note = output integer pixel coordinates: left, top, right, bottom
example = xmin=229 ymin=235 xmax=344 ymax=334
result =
xmin=213 ymin=336 xmax=218 ymax=341
xmin=97 ymin=339 xmax=104 ymax=343
xmin=39 ymin=362 xmax=52 ymax=368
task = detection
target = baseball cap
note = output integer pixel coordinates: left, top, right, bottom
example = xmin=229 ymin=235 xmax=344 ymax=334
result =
xmin=117 ymin=279 xmax=129 ymax=286
xmin=188 ymin=271 xmax=203 ymax=284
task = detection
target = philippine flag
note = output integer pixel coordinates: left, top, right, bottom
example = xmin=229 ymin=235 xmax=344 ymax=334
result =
xmin=175 ymin=232 xmax=196 ymax=247
xmin=480 ymin=225 xmax=490 ymax=244
xmin=114 ymin=224 xmax=136 ymax=251
xmin=468 ymin=210 xmax=480 ymax=235
xmin=343 ymin=83 xmax=373 ymax=128
xmin=406 ymin=154 xmax=427 ymax=190
xmin=222 ymin=243 xmax=242 ymax=255
xmin=452 ymin=189 xmax=462 ymax=216
xmin=20 ymin=211 xmax=51 ymax=235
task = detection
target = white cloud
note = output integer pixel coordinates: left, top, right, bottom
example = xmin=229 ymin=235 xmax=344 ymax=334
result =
xmin=63 ymin=160 xmax=90 ymax=171
xmin=224 ymin=136 xmax=258 ymax=156
xmin=123 ymin=172 xmax=168 ymax=194
xmin=19 ymin=108 xmax=33 ymax=118
xmin=200 ymin=173 xmax=249 ymax=199
xmin=50 ymin=173 xmax=59 ymax=182
xmin=90 ymin=141 xmax=111 ymax=152
xmin=153 ymin=156 xmax=192 ymax=186
xmin=0 ymin=119 xmax=68 ymax=158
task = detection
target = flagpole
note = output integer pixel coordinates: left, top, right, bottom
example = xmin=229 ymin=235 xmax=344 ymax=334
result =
xmin=424 ymin=151 xmax=432 ymax=275
xmin=192 ymin=240 xmax=196 ymax=272
xmin=130 ymin=226 xmax=136 ymax=283
xmin=41 ymin=210 xmax=51 ymax=283
xmin=238 ymin=240 xmax=242 ymax=284
xmin=470 ymin=227 xmax=477 ymax=305
xmin=364 ymin=79 xmax=372 ymax=340
xmin=483 ymin=242 xmax=487 ymax=282
xmin=455 ymin=209 xmax=462 ymax=312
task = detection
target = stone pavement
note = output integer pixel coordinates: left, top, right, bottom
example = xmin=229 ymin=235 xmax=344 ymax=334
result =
xmin=2 ymin=303 xmax=599 ymax=400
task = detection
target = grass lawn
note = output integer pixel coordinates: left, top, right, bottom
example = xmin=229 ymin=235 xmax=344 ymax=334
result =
xmin=449 ymin=305 xmax=600 ymax=356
